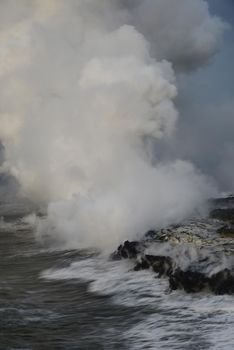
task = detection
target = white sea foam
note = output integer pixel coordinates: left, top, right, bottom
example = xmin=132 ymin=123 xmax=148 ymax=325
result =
xmin=41 ymin=254 xmax=234 ymax=349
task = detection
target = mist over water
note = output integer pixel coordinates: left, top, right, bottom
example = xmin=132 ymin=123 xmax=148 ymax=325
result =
xmin=0 ymin=0 xmax=227 ymax=249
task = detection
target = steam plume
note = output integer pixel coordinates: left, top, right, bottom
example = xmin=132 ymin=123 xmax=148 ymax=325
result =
xmin=0 ymin=0 xmax=226 ymax=249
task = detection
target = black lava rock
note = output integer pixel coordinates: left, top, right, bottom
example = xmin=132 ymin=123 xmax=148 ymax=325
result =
xmin=169 ymin=269 xmax=209 ymax=293
xmin=134 ymin=255 xmax=173 ymax=277
xmin=210 ymin=208 xmax=234 ymax=222
xmin=144 ymin=230 xmax=157 ymax=240
xmin=217 ymin=225 xmax=234 ymax=238
xmin=210 ymin=269 xmax=234 ymax=295
xmin=145 ymin=255 xmax=173 ymax=277
xmin=134 ymin=258 xmax=150 ymax=271
xmin=111 ymin=240 xmax=141 ymax=260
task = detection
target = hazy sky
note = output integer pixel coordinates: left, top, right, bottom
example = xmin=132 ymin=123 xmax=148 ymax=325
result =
xmin=171 ymin=0 xmax=234 ymax=192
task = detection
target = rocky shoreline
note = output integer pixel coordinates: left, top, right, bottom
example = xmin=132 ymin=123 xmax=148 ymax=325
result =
xmin=111 ymin=196 xmax=234 ymax=295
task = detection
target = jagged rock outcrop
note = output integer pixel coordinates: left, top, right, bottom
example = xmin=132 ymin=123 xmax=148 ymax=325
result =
xmin=111 ymin=240 xmax=142 ymax=260
xmin=111 ymin=239 xmax=234 ymax=294
xmin=111 ymin=196 xmax=234 ymax=295
xmin=210 ymin=208 xmax=234 ymax=222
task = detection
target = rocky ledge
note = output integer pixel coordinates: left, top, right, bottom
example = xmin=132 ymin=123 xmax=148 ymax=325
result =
xmin=111 ymin=196 xmax=234 ymax=295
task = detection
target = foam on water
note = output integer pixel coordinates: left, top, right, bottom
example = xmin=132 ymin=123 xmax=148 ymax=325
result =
xmin=125 ymin=309 xmax=234 ymax=350
xmin=41 ymin=254 xmax=234 ymax=349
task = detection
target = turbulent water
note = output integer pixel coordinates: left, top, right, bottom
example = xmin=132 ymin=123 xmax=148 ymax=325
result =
xmin=0 ymin=2 xmax=232 ymax=349
xmin=0 ymin=201 xmax=234 ymax=350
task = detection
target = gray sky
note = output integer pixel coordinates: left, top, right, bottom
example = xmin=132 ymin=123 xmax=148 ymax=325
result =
xmin=171 ymin=0 xmax=234 ymax=192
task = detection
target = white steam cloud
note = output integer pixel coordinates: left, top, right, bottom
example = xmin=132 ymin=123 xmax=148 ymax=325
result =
xmin=0 ymin=0 xmax=225 ymax=249
xmin=127 ymin=0 xmax=227 ymax=71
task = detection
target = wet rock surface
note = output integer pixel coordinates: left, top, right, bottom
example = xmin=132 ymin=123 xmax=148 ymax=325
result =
xmin=111 ymin=196 xmax=234 ymax=295
xmin=217 ymin=225 xmax=234 ymax=238
xmin=111 ymin=240 xmax=142 ymax=260
xmin=210 ymin=208 xmax=234 ymax=222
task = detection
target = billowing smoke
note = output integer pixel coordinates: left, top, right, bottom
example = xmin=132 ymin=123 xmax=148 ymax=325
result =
xmin=0 ymin=0 xmax=226 ymax=249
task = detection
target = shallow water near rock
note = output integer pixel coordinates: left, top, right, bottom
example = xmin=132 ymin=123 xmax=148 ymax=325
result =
xmin=1 ymin=202 xmax=234 ymax=350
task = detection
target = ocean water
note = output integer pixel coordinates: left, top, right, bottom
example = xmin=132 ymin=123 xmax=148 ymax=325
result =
xmin=1 ymin=204 xmax=234 ymax=350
